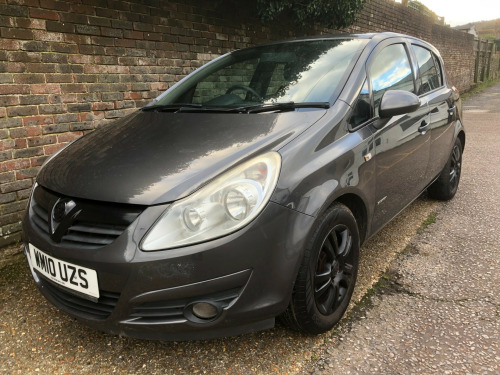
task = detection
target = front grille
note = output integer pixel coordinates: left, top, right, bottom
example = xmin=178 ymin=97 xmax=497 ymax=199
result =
xmin=30 ymin=185 xmax=144 ymax=249
xmin=128 ymin=289 xmax=240 ymax=324
xmin=39 ymin=276 xmax=120 ymax=320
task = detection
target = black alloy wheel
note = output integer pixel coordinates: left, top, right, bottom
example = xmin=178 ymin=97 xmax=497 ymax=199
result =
xmin=428 ymin=137 xmax=463 ymax=200
xmin=314 ymin=224 xmax=355 ymax=315
xmin=449 ymin=143 xmax=462 ymax=193
xmin=281 ymin=203 xmax=360 ymax=334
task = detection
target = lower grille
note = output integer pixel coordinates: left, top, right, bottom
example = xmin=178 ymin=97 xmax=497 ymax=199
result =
xmin=39 ymin=276 xmax=120 ymax=320
xmin=128 ymin=289 xmax=240 ymax=324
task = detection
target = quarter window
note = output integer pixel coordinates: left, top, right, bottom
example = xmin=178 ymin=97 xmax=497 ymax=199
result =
xmin=369 ymin=44 xmax=414 ymax=117
xmin=432 ymin=52 xmax=443 ymax=87
xmin=412 ymin=45 xmax=441 ymax=94
xmin=349 ymin=79 xmax=371 ymax=127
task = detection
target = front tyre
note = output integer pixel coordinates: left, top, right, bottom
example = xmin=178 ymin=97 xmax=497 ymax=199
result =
xmin=281 ymin=203 xmax=359 ymax=334
xmin=428 ymin=137 xmax=463 ymax=200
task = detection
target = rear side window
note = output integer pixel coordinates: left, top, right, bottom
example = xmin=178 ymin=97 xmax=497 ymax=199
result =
xmin=369 ymin=44 xmax=414 ymax=117
xmin=412 ymin=45 xmax=441 ymax=94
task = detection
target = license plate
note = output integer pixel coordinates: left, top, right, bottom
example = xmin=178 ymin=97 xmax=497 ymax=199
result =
xmin=28 ymin=244 xmax=100 ymax=300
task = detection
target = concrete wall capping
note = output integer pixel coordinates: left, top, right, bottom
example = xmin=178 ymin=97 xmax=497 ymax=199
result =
xmin=0 ymin=0 xmax=485 ymax=247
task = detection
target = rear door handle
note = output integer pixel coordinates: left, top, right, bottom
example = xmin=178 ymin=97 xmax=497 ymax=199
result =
xmin=418 ymin=120 xmax=429 ymax=135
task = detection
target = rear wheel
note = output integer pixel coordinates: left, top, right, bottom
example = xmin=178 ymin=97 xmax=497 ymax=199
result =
xmin=281 ymin=203 xmax=359 ymax=334
xmin=428 ymin=137 xmax=463 ymax=200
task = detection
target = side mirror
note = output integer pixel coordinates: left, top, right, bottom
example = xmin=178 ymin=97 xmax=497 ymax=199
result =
xmin=379 ymin=90 xmax=420 ymax=118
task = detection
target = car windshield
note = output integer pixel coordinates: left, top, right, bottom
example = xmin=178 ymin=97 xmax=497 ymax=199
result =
xmin=152 ymin=38 xmax=367 ymax=109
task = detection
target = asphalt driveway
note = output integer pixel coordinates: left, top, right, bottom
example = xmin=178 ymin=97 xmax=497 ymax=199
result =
xmin=1 ymin=82 xmax=499 ymax=374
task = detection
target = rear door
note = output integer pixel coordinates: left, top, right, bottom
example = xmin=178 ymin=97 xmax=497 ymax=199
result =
xmin=410 ymin=43 xmax=457 ymax=181
xmin=368 ymin=39 xmax=431 ymax=232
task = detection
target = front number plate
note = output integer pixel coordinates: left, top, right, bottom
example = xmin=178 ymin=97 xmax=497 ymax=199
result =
xmin=28 ymin=244 xmax=100 ymax=299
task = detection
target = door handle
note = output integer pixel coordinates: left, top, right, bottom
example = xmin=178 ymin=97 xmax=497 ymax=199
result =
xmin=418 ymin=120 xmax=429 ymax=135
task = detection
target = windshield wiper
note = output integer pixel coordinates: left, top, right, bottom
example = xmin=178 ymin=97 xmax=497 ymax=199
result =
xmin=141 ymin=103 xmax=203 ymax=112
xmin=243 ymin=102 xmax=330 ymax=113
xmin=141 ymin=102 xmax=330 ymax=113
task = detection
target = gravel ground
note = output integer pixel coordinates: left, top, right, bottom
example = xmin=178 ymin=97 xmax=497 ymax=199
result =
xmin=1 ymin=83 xmax=498 ymax=374
xmin=307 ymin=82 xmax=500 ymax=374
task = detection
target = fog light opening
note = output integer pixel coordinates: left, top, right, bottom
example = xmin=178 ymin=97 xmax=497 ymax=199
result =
xmin=192 ymin=302 xmax=219 ymax=320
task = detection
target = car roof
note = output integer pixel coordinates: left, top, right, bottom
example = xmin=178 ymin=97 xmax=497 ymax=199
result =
xmin=236 ymin=32 xmax=428 ymax=50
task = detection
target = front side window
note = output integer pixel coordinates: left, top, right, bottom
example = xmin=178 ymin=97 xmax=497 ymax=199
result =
xmin=412 ymin=45 xmax=440 ymax=94
xmin=156 ymin=39 xmax=368 ymax=108
xmin=369 ymin=44 xmax=414 ymax=117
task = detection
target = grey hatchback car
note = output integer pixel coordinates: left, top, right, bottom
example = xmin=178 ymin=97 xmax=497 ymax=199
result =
xmin=22 ymin=32 xmax=464 ymax=340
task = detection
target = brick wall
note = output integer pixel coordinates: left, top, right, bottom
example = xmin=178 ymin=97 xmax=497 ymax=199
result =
xmin=0 ymin=0 xmax=477 ymax=248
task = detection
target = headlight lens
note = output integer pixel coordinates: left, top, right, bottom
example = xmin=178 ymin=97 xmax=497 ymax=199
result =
xmin=141 ymin=152 xmax=281 ymax=251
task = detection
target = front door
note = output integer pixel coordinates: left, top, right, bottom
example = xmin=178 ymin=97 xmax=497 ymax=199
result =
xmin=368 ymin=41 xmax=431 ymax=232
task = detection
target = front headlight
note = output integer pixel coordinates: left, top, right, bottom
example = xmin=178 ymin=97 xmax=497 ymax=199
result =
xmin=141 ymin=152 xmax=281 ymax=251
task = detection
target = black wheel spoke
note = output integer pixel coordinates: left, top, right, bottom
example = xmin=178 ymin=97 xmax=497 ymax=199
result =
xmin=315 ymin=266 xmax=332 ymax=287
xmin=343 ymin=263 xmax=354 ymax=277
xmin=328 ymin=282 xmax=340 ymax=312
xmin=315 ymin=279 xmax=332 ymax=300
xmin=323 ymin=236 xmax=336 ymax=259
xmin=337 ymin=229 xmax=348 ymax=255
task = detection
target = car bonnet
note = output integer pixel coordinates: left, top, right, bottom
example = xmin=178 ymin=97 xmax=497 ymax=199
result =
xmin=36 ymin=109 xmax=326 ymax=205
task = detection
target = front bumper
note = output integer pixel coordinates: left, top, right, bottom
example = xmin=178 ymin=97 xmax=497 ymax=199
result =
xmin=22 ymin=199 xmax=315 ymax=340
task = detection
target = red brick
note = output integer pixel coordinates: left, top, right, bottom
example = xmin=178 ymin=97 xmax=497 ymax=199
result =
xmin=15 ymin=138 xmax=27 ymax=149
xmin=16 ymin=166 xmax=41 ymax=180
xmin=0 ymin=84 xmax=30 ymax=94
xmin=124 ymin=30 xmax=143 ymax=39
xmin=7 ymin=105 xmax=38 ymax=117
xmin=57 ymin=132 xmax=82 ymax=143
xmin=0 ymin=159 xmax=30 ymax=172
xmin=0 ymin=140 xmax=15 ymax=152
xmin=33 ymin=30 xmax=64 ymax=42
xmin=26 ymin=63 xmax=56 ymax=73
xmin=0 ymin=27 xmax=34 ymax=40
xmin=23 ymin=115 xmax=53 ymax=126
xmin=0 ymin=62 xmax=26 ymax=73
xmin=29 ymin=8 xmax=59 ymax=20
xmin=43 ymin=142 xmax=65 ymax=155
xmin=45 ymin=74 xmax=73 ymax=83
xmin=30 ymin=155 xmax=47 ymax=167
xmin=0 ymin=95 xmax=20 ymax=107
xmin=28 ymin=135 xmax=56 ymax=147
xmin=56 ymin=93 xmax=77 ymax=103
xmin=15 ymin=18 xmax=46 ymax=30
xmin=30 ymin=83 xmax=60 ymax=94
xmin=68 ymin=55 xmax=92 ymax=64
xmin=0 ymin=179 xmax=32 ymax=193
xmin=83 ymin=65 xmax=107 ymax=74
xmin=8 ymin=51 xmax=42 ymax=63
xmin=123 ymin=92 xmax=143 ymax=100
xmin=13 ymin=73 xmax=45 ymax=84
xmin=60 ymin=83 xmax=87 ymax=93
xmin=0 ymin=39 xmax=21 ymax=50
xmin=39 ymin=0 xmax=70 ymax=12
xmin=92 ymin=102 xmax=114 ymax=111
xmin=26 ymin=126 xmax=42 ymax=137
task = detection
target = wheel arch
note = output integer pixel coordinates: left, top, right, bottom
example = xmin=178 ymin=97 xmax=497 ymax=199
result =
xmin=333 ymin=193 xmax=368 ymax=245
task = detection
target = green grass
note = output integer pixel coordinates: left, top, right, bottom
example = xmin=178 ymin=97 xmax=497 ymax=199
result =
xmin=418 ymin=211 xmax=436 ymax=233
xmin=462 ymin=76 xmax=500 ymax=102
